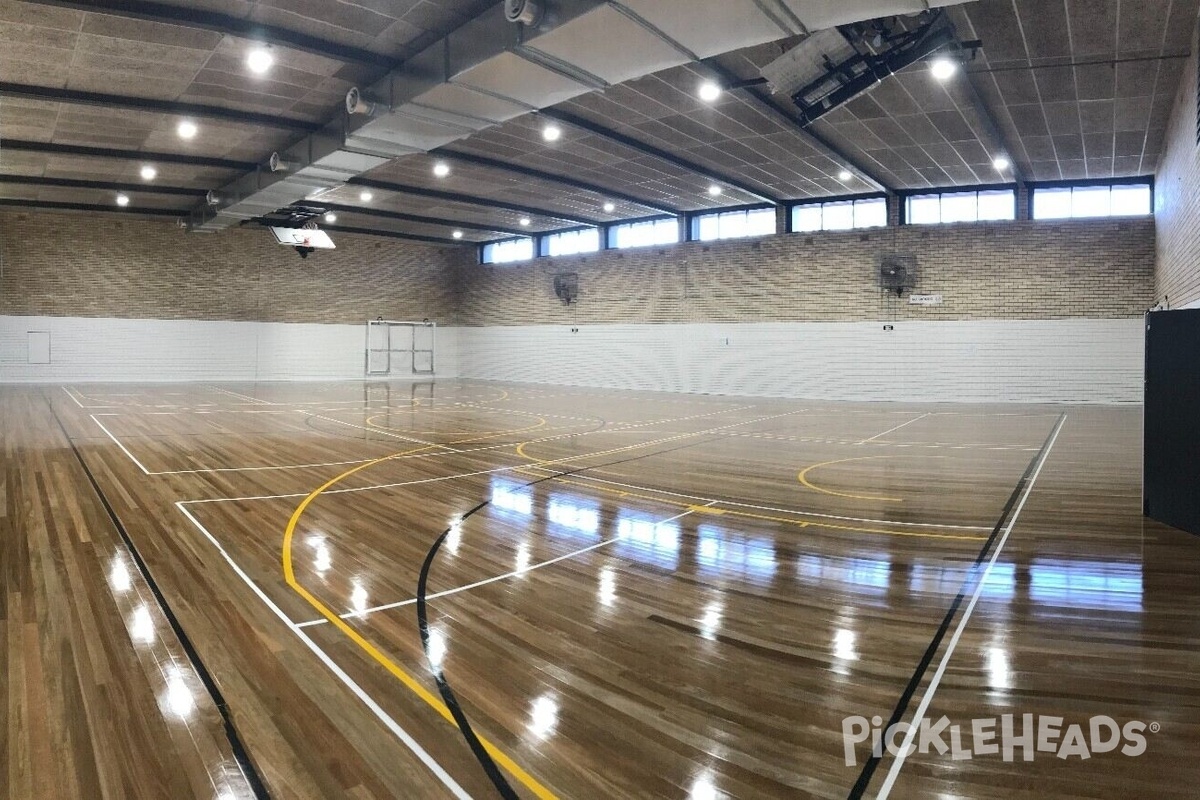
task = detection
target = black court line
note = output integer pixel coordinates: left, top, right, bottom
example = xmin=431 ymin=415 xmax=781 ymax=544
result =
xmin=47 ymin=393 xmax=272 ymax=800
xmin=846 ymin=412 xmax=1067 ymax=799
xmin=415 ymin=434 xmax=728 ymax=799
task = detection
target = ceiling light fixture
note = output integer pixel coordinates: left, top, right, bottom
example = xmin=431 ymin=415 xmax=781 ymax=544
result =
xmin=359 ymin=191 xmax=373 ymax=202
xmin=698 ymin=81 xmax=722 ymax=102
xmin=838 ymin=169 xmax=852 ymax=182
xmin=433 ymin=162 xmax=450 ymax=177
xmin=602 ymin=202 xmax=615 ymax=213
xmin=993 ymin=156 xmax=1011 ymax=172
xmin=542 ymin=124 xmax=562 ymax=142
xmin=247 ymin=48 xmax=274 ymax=75
xmin=708 ymin=185 xmax=723 ymax=197
xmin=325 ymin=213 xmax=337 ymax=223
xmin=930 ymin=56 xmax=957 ymax=81
xmin=452 ymin=230 xmax=464 ymax=239
xmin=116 ymin=193 xmax=130 ymax=207
xmin=177 ymin=120 xmax=198 ymax=140
xmin=140 ymin=165 xmax=157 ymax=181
xmin=520 ymin=217 xmax=531 ymax=226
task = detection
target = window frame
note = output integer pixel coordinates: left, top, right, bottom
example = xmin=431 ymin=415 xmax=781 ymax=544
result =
xmin=538 ymin=226 xmax=602 ymax=258
xmin=1027 ymin=177 xmax=1154 ymax=221
xmin=480 ymin=236 xmax=536 ymax=265
xmin=898 ymin=183 xmax=1018 ymax=226
xmin=606 ymin=215 xmax=681 ymax=250
xmin=788 ymin=193 xmax=889 ymax=233
xmin=688 ymin=205 xmax=778 ymax=242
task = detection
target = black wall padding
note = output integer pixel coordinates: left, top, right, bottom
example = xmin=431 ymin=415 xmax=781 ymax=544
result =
xmin=1144 ymin=309 xmax=1200 ymax=536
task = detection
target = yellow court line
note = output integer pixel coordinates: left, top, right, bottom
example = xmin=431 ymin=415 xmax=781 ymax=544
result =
xmin=284 ymin=409 xmax=970 ymax=798
xmin=366 ymin=412 xmax=549 ymax=440
xmin=282 ymin=444 xmax=559 ymax=800
xmin=798 ymin=456 xmax=907 ymax=503
xmin=521 ymin=466 xmax=984 ymax=541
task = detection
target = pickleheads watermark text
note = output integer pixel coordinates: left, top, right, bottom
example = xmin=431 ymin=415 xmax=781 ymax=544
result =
xmin=842 ymin=714 xmax=1158 ymax=767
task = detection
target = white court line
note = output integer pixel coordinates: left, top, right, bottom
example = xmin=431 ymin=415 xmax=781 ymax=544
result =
xmin=306 ymin=411 xmax=460 ymax=448
xmin=86 ymin=419 xmax=589 ymax=476
xmin=717 ymin=431 xmax=1038 ymax=452
xmin=208 ymin=386 xmax=273 ymax=405
xmin=90 ymin=409 xmax=589 ymax=477
xmin=90 ymin=415 xmax=152 ymax=475
xmin=184 ymin=408 xmax=805 ymax=504
xmin=304 ymin=404 xmax=757 ymax=457
xmin=82 ymin=398 xmax=732 ymax=477
xmin=297 ymin=503 xmax=717 ymax=627
xmin=176 ymin=403 xmax=758 ymax=497
xmin=59 ymin=388 xmax=512 ymax=410
xmin=154 ymin=457 xmax=382 ymax=476
xmin=62 ymin=386 xmax=86 ymax=409
xmin=99 ymin=402 xmax=991 ymax=531
xmin=89 ymin=414 xmax=359 ymax=476
xmin=875 ymin=414 xmax=1067 ymax=799
xmin=97 ymin=408 xmax=379 ymax=416
xmin=174 ymin=503 xmax=474 ymax=799
xmin=144 ymin=421 xmax=591 ymax=476
xmin=859 ymin=412 xmax=931 ymax=444
xmin=517 ymin=465 xmax=993 ymax=532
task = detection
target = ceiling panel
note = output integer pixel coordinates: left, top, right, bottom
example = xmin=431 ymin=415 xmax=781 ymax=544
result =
xmin=1 ymin=0 xmax=1196 ymax=235
xmin=317 ymin=182 xmax=586 ymax=235
xmin=448 ymin=110 xmax=772 ymax=211
xmin=947 ymin=0 xmax=1200 ymax=181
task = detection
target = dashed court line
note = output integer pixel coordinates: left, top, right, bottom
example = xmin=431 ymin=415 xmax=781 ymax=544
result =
xmin=76 ymin=382 xmax=1043 ymax=800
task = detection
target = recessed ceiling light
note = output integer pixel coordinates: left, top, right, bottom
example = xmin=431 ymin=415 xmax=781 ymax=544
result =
xmin=247 ymin=48 xmax=273 ymax=75
xmin=519 ymin=217 xmax=531 ymax=226
xmin=993 ymin=156 xmax=1011 ymax=171
xmin=708 ymin=185 xmax=723 ymax=197
xmin=140 ymin=165 xmax=157 ymax=181
xmin=838 ymin=169 xmax=852 ymax=182
xmin=325 ymin=213 xmax=338 ymax=223
xmin=698 ymin=81 xmax=722 ymax=102
xmin=359 ymin=191 xmax=373 ymax=202
xmin=930 ymin=56 xmax=957 ymax=81
xmin=177 ymin=120 xmax=198 ymax=140
xmin=603 ymin=202 xmax=615 ymax=213
xmin=115 ymin=193 xmax=130 ymax=207
xmin=433 ymin=162 xmax=450 ymax=178
xmin=452 ymin=230 xmax=464 ymax=239
xmin=542 ymin=124 xmax=562 ymax=142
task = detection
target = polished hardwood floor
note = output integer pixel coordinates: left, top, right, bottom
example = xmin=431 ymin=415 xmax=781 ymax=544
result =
xmin=5 ymin=380 xmax=1199 ymax=799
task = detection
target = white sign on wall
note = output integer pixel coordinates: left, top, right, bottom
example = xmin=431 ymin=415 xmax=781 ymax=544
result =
xmin=908 ymin=294 xmax=944 ymax=306
xmin=27 ymin=331 xmax=50 ymax=364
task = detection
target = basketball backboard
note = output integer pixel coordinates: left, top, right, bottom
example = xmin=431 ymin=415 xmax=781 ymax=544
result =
xmin=270 ymin=227 xmax=336 ymax=249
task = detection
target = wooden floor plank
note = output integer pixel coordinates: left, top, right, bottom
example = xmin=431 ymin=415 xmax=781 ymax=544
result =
xmin=5 ymin=381 xmax=1199 ymax=799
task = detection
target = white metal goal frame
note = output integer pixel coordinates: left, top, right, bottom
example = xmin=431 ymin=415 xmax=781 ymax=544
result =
xmin=364 ymin=319 xmax=436 ymax=376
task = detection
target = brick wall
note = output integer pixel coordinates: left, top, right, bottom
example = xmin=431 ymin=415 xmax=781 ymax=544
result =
xmin=0 ymin=209 xmax=1157 ymax=331
xmin=1155 ymin=26 xmax=1200 ymax=309
xmin=0 ymin=211 xmax=467 ymax=324
xmin=456 ymin=218 xmax=1156 ymax=326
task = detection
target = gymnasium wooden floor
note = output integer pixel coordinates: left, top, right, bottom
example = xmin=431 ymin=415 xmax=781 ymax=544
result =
xmin=6 ymin=380 xmax=1199 ymax=799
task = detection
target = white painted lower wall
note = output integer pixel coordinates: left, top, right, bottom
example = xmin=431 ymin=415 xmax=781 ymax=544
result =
xmin=0 ymin=315 xmax=459 ymax=383
xmin=455 ymin=319 xmax=1145 ymax=403
xmin=0 ymin=315 xmax=1143 ymax=402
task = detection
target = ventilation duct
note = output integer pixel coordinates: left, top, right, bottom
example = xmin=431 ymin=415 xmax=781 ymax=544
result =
xmin=191 ymin=0 xmax=973 ymax=232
